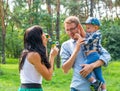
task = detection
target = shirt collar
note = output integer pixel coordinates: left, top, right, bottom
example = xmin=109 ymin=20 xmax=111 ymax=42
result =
xmin=87 ymin=30 xmax=100 ymax=35
xmin=70 ymin=38 xmax=76 ymax=43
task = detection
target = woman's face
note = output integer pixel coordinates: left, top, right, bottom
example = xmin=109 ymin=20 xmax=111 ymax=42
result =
xmin=42 ymin=33 xmax=48 ymax=47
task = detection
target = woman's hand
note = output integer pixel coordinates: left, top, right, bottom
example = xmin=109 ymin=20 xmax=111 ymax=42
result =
xmin=50 ymin=46 xmax=59 ymax=57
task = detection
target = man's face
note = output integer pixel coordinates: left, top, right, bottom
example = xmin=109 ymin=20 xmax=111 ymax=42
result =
xmin=65 ymin=23 xmax=80 ymax=40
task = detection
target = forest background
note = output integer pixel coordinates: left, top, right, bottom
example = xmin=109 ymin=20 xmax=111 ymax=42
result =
xmin=0 ymin=0 xmax=120 ymax=66
xmin=0 ymin=0 xmax=120 ymax=91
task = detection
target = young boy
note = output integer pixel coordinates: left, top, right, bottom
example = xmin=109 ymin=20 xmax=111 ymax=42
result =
xmin=79 ymin=17 xmax=107 ymax=91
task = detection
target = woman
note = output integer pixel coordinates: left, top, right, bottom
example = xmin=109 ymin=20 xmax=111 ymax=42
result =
xmin=18 ymin=25 xmax=59 ymax=91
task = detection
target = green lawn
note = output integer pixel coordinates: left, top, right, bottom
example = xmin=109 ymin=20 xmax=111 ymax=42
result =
xmin=0 ymin=59 xmax=120 ymax=91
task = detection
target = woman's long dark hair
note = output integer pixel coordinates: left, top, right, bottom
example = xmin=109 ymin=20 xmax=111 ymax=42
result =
xmin=19 ymin=25 xmax=51 ymax=72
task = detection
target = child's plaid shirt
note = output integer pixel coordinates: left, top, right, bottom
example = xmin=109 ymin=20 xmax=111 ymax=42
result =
xmin=84 ymin=30 xmax=102 ymax=52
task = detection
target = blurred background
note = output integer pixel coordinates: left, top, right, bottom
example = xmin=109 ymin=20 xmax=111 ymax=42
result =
xmin=0 ymin=0 xmax=120 ymax=67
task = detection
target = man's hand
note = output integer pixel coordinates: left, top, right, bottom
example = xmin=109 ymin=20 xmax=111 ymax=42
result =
xmin=80 ymin=60 xmax=104 ymax=78
xmin=74 ymin=33 xmax=85 ymax=42
xmin=80 ymin=64 xmax=94 ymax=78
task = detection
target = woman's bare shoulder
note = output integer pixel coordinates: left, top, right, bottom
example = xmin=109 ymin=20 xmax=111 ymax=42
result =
xmin=27 ymin=52 xmax=41 ymax=64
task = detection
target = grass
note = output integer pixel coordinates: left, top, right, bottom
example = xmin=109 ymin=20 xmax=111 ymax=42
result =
xmin=0 ymin=59 xmax=120 ymax=91
xmin=103 ymin=62 xmax=120 ymax=91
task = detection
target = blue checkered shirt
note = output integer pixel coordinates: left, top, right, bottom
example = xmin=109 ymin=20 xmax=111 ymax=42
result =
xmin=84 ymin=30 xmax=102 ymax=52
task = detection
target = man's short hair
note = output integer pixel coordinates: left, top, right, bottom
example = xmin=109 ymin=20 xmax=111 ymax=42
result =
xmin=64 ymin=16 xmax=80 ymax=26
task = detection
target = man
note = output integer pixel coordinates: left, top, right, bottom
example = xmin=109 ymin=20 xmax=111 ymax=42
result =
xmin=60 ymin=16 xmax=111 ymax=91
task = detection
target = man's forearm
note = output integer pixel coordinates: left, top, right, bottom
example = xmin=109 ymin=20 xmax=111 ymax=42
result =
xmin=91 ymin=59 xmax=104 ymax=69
xmin=62 ymin=49 xmax=79 ymax=73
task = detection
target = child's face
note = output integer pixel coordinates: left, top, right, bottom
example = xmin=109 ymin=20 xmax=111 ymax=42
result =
xmin=85 ymin=24 xmax=98 ymax=33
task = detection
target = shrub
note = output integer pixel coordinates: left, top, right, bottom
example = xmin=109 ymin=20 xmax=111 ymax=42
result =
xmin=101 ymin=18 xmax=120 ymax=60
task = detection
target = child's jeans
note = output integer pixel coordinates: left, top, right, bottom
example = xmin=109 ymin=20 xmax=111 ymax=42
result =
xmin=85 ymin=52 xmax=105 ymax=83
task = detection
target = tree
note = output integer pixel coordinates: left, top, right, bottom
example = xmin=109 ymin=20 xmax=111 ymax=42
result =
xmin=55 ymin=0 xmax=60 ymax=68
xmin=46 ymin=0 xmax=53 ymax=36
xmin=114 ymin=0 xmax=120 ymax=19
xmin=0 ymin=0 xmax=8 ymax=64
xmin=90 ymin=0 xmax=95 ymax=17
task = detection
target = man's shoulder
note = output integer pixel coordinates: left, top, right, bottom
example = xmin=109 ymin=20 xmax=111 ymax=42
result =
xmin=61 ymin=39 xmax=73 ymax=46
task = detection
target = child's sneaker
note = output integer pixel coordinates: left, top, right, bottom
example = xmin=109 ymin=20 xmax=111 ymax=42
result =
xmin=91 ymin=80 xmax=103 ymax=91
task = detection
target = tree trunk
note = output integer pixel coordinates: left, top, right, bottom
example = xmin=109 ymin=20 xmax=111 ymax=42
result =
xmin=85 ymin=0 xmax=89 ymax=18
xmin=55 ymin=0 xmax=60 ymax=68
xmin=0 ymin=0 xmax=6 ymax=64
xmin=90 ymin=0 xmax=94 ymax=17
xmin=27 ymin=0 xmax=33 ymax=24
xmin=46 ymin=0 xmax=52 ymax=36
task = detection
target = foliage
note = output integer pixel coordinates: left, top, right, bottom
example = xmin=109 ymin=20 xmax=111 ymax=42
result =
xmin=0 ymin=27 xmax=1 ymax=55
xmin=0 ymin=60 xmax=120 ymax=91
xmin=1 ymin=0 xmax=120 ymax=64
xmin=60 ymin=32 xmax=69 ymax=44
xmin=5 ymin=26 xmax=23 ymax=58
xmin=59 ymin=15 xmax=70 ymax=44
xmin=101 ymin=18 xmax=120 ymax=60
